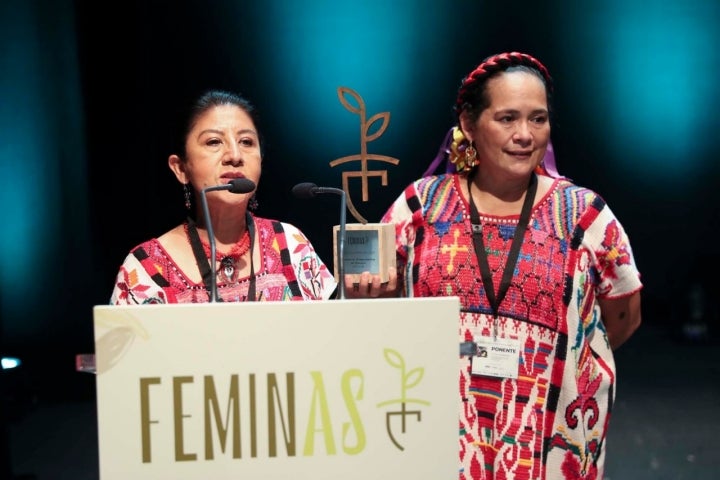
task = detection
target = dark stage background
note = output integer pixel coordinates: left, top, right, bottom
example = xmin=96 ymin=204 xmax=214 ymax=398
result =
xmin=1 ymin=1 xmax=719 ymax=477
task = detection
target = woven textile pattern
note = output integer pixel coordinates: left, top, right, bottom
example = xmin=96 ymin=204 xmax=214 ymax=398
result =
xmin=110 ymin=216 xmax=336 ymax=304
xmin=381 ymin=174 xmax=642 ymax=480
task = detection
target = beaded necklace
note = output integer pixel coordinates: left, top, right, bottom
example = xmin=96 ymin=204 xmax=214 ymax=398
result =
xmin=183 ymin=223 xmax=250 ymax=285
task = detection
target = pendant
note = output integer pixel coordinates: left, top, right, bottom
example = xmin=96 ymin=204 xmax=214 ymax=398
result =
xmin=218 ymin=256 xmax=239 ymax=285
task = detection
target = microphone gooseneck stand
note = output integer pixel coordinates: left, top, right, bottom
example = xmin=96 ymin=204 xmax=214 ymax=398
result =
xmin=336 ymin=190 xmax=347 ymax=299
xmin=199 ymin=178 xmax=256 ymax=303
xmin=291 ymin=182 xmax=347 ymax=299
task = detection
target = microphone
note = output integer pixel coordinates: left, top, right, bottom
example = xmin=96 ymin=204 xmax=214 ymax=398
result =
xmin=227 ymin=177 xmax=256 ymax=194
xmin=291 ymin=182 xmax=347 ymax=299
xmin=199 ymin=178 xmax=257 ymax=302
xmin=292 ymin=182 xmax=343 ymax=198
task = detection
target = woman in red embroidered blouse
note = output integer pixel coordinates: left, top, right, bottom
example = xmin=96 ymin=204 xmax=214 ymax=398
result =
xmin=111 ymin=90 xmax=336 ymax=304
xmin=346 ymin=52 xmax=642 ymax=479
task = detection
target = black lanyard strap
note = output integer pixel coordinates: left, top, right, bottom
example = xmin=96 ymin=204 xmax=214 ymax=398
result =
xmin=245 ymin=212 xmax=256 ymax=302
xmin=467 ymin=173 xmax=537 ymax=318
xmin=186 ymin=216 xmax=216 ymax=300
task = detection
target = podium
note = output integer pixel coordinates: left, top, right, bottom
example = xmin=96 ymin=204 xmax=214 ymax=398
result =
xmin=93 ymin=297 xmax=459 ymax=479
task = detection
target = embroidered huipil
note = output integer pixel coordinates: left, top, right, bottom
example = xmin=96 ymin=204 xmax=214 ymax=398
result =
xmin=110 ymin=216 xmax=336 ymax=304
xmin=381 ymin=174 xmax=642 ymax=480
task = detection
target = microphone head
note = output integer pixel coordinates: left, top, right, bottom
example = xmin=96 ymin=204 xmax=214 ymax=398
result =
xmin=291 ymin=182 xmax=319 ymax=199
xmin=228 ymin=178 xmax=256 ymax=194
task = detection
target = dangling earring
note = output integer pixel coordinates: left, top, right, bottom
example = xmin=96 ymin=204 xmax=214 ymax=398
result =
xmin=448 ymin=127 xmax=478 ymax=174
xmin=464 ymin=142 xmax=478 ymax=170
xmin=183 ymin=184 xmax=192 ymax=210
xmin=248 ymin=194 xmax=259 ymax=211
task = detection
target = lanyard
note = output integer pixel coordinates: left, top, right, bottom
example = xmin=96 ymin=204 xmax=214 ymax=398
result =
xmin=186 ymin=212 xmax=256 ymax=302
xmin=467 ymin=173 xmax=537 ymax=324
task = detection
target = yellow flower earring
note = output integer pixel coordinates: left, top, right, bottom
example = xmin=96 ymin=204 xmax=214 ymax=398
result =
xmin=448 ymin=127 xmax=478 ymax=174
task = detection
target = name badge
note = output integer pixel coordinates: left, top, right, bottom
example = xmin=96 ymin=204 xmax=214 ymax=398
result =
xmin=471 ymin=336 xmax=521 ymax=379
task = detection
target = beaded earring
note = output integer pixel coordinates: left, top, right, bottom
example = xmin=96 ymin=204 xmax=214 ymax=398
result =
xmin=464 ymin=143 xmax=478 ymax=169
xmin=183 ymin=184 xmax=192 ymax=210
xmin=248 ymin=194 xmax=259 ymax=211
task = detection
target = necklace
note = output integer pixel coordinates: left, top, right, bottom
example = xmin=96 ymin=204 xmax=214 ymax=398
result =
xmin=184 ymin=223 xmax=251 ymax=285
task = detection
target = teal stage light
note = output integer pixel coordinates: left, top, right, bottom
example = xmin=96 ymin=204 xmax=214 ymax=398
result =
xmin=559 ymin=0 xmax=719 ymax=177
xmin=1 ymin=356 xmax=22 ymax=370
xmin=246 ymin=0 xmax=454 ymax=178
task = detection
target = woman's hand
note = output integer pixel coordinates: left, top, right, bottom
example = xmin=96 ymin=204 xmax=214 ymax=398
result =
xmin=344 ymin=267 xmax=399 ymax=298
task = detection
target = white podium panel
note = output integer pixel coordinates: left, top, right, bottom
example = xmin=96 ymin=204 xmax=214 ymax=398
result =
xmin=93 ymin=297 xmax=459 ymax=480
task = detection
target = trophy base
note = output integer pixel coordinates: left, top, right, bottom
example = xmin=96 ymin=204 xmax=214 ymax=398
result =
xmin=333 ymin=223 xmax=396 ymax=283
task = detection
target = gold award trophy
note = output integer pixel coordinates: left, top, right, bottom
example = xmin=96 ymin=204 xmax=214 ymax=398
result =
xmin=330 ymin=86 xmax=398 ymax=283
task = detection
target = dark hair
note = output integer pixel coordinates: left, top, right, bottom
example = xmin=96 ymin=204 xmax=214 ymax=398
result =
xmin=174 ymin=89 xmax=263 ymax=160
xmin=454 ymin=52 xmax=554 ymax=124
